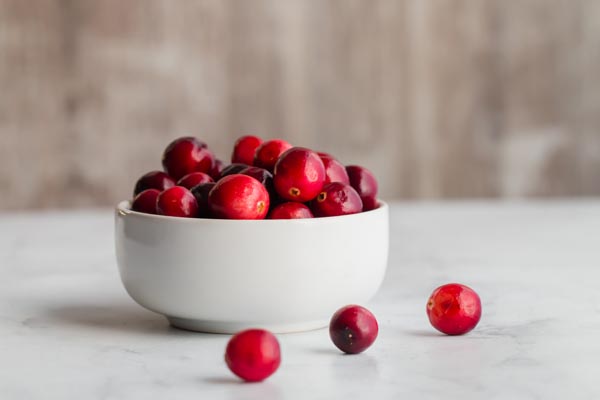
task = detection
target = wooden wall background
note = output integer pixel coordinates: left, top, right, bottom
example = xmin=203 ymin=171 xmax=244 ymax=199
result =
xmin=1 ymin=0 xmax=599 ymax=210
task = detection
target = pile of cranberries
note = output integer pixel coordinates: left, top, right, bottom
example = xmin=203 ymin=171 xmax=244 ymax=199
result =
xmin=130 ymin=136 xmax=379 ymax=219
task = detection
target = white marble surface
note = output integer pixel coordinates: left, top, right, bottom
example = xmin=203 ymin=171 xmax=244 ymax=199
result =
xmin=1 ymin=201 xmax=599 ymax=399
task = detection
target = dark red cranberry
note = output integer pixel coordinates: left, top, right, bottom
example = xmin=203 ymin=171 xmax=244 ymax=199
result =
xmin=177 ymin=172 xmax=213 ymax=189
xmin=427 ymin=283 xmax=482 ymax=335
xmin=162 ymin=137 xmax=215 ymax=180
xmin=329 ymin=305 xmax=378 ymax=354
xmin=231 ymin=135 xmax=263 ymax=165
xmin=346 ymin=165 xmax=378 ymax=211
xmin=239 ymin=166 xmax=274 ymax=195
xmin=156 ymin=186 xmax=198 ymax=218
xmin=209 ymin=159 xmax=226 ymax=180
xmin=268 ymin=202 xmax=313 ymax=219
xmin=133 ymin=171 xmax=175 ymax=196
xmin=310 ymin=182 xmax=362 ymax=217
xmin=254 ymin=139 xmax=292 ymax=172
xmin=225 ymin=329 xmax=281 ymax=382
xmin=219 ymin=163 xmax=249 ymax=179
xmin=131 ymin=189 xmax=160 ymax=214
xmin=320 ymin=154 xmax=350 ymax=185
xmin=190 ymin=182 xmax=216 ymax=218
xmin=208 ymin=174 xmax=270 ymax=219
xmin=273 ymin=147 xmax=325 ymax=202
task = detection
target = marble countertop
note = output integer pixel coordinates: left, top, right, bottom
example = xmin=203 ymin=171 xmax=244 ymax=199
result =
xmin=1 ymin=201 xmax=599 ymax=399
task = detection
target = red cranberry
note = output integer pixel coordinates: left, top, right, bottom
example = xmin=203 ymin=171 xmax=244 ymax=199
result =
xmin=162 ymin=137 xmax=215 ymax=180
xmin=240 ymin=166 xmax=274 ymax=195
xmin=156 ymin=186 xmax=198 ymax=218
xmin=232 ymin=135 xmax=263 ymax=165
xmin=346 ymin=165 xmax=378 ymax=211
xmin=225 ymin=329 xmax=281 ymax=382
xmin=320 ymin=154 xmax=350 ymax=185
xmin=190 ymin=182 xmax=216 ymax=218
xmin=131 ymin=189 xmax=160 ymax=214
xmin=427 ymin=283 xmax=482 ymax=335
xmin=254 ymin=139 xmax=292 ymax=172
xmin=269 ymin=202 xmax=314 ymax=219
xmin=329 ymin=305 xmax=378 ymax=354
xmin=273 ymin=147 xmax=325 ymax=202
xmin=208 ymin=174 xmax=270 ymax=219
xmin=209 ymin=159 xmax=226 ymax=180
xmin=310 ymin=182 xmax=362 ymax=217
xmin=177 ymin=172 xmax=213 ymax=189
xmin=133 ymin=171 xmax=175 ymax=196
xmin=219 ymin=163 xmax=249 ymax=179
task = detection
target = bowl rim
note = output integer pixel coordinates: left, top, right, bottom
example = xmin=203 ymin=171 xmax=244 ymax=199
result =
xmin=116 ymin=200 xmax=388 ymax=224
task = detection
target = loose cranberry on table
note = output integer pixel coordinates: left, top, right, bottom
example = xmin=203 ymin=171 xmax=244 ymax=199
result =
xmin=190 ymin=182 xmax=216 ymax=218
xmin=329 ymin=305 xmax=379 ymax=354
xmin=131 ymin=189 xmax=160 ymax=214
xmin=220 ymin=163 xmax=250 ymax=179
xmin=133 ymin=171 xmax=175 ymax=196
xmin=232 ymin=135 xmax=263 ymax=165
xmin=209 ymin=159 xmax=226 ymax=180
xmin=177 ymin=172 xmax=213 ymax=189
xmin=162 ymin=136 xmax=215 ymax=180
xmin=225 ymin=329 xmax=281 ymax=382
xmin=156 ymin=186 xmax=199 ymax=218
xmin=426 ymin=283 xmax=482 ymax=335
xmin=310 ymin=182 xmax=362 ymax=217
xmin=269 ymin=202 xmax=314 ymax=219
xmin=254 ymin=139 xmax=293 ymax=172
xmin=209 ymin=174 xmax=270 ymax=219
xmin=273 ymin=147 xmax=325 ymax=202
xmin=346 ymin=165 xmax=378 ymax=211
xmin=319 ymin=154 xmax=350 ymax=185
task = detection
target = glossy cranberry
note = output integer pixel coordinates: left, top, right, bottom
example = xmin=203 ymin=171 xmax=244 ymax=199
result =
xmin=232 ymin=135 xmax=263 ymax=165
xmin=156 ymin=186 xmax=199 ymax=218
xmin=219 ymin=163 xmax=249 ymax=179
xmin=190 ymin=182 xmax=216 ymax=218
xmin=254 ymin=139 xmax=292 ymax=172
xmin=329 ymin=305 xmax=378 ymax=354
xmin=133 ymin=171 xmax=175 ymax=196
xmin=209 ymin=174 xmax=270 ymax=219
xmin=273 ymin=147 xmax=325 ymax=202
xmin=240 ymin=166 xmax=274 ymax=195
xmin=209 ymin=159 xmax=226 ymax=180
xmin=310 ymin=182 xmax=362 ymax=217
xmin=268 ymin=202 xmax=314 ymax=219
xmin=162 ymin=137 xmax=215 ymax=180
xmin=346 ymin=165 xmax=378 ymax=211
xmin=131 ymin=189 xmax=160 ymax=214
xmin=225 ymin=329 xmax=281 ymax=382
xmin=426 ymin=283 xmax=482 ymax=335
xmin=320 ymin=154 xmax=350 ymax=185
xmin=177 ymin=172 xmax=213 ymax=189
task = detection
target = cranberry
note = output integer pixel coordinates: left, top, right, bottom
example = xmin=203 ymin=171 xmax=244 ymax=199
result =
xmin=310 ymin=182 xmax=362 ymax=217
xmin=208 ymin=174 xmax=270 ymax=219
xmin=269 ymin=202 xmax=314 ymax=219
xmin=426 ymin=283 xmax=482 ymax=335
xmin=209 ymin=159 xmax=226 ymax=180
xmin=232 ymin=135 xmax=263 ymax=165
xmin=320 ymin=154 xmax=350 ymax=185
xmin=133 ymin=171 xmax=175 ymax=196
xmin=273 ymin=147 xmax=325 ymax=202
xmin=240 ymin=166 xmax=274 ymax=196
xmin=219 ymin=163 xmax=249 ymax=179
xmin=162 ymin=137 xmax=215 ymax=180
xmin=254 ymin=139 xmax=292 ymax=172
xmin=177 ymin=172 xmax=213 ymax=189
xmin=190 ymin=182 xmax=216 ymax=217
xmin=329 ymin=305 xmax=378 ymax=354
xmin=156 ymin=186 xmax=199 ymax=218
xmin=131 ymin=189 xmax=160 ymax=214
xmin=225 ymin=329 xmax=281 ymax=382
xmin=346 ymin=165 xmax=378 ymax=211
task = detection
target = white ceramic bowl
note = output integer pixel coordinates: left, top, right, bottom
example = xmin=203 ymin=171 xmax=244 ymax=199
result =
xmin=115 ymin=201 xmax=389 ymax=333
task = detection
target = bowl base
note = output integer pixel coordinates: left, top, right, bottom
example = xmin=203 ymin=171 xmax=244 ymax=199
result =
xmin=167 ymin=316 xmax=329 ymax=334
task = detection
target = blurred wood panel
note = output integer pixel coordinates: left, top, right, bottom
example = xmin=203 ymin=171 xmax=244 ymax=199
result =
xmin=1 ymin=0 xmax=599 ymax=209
